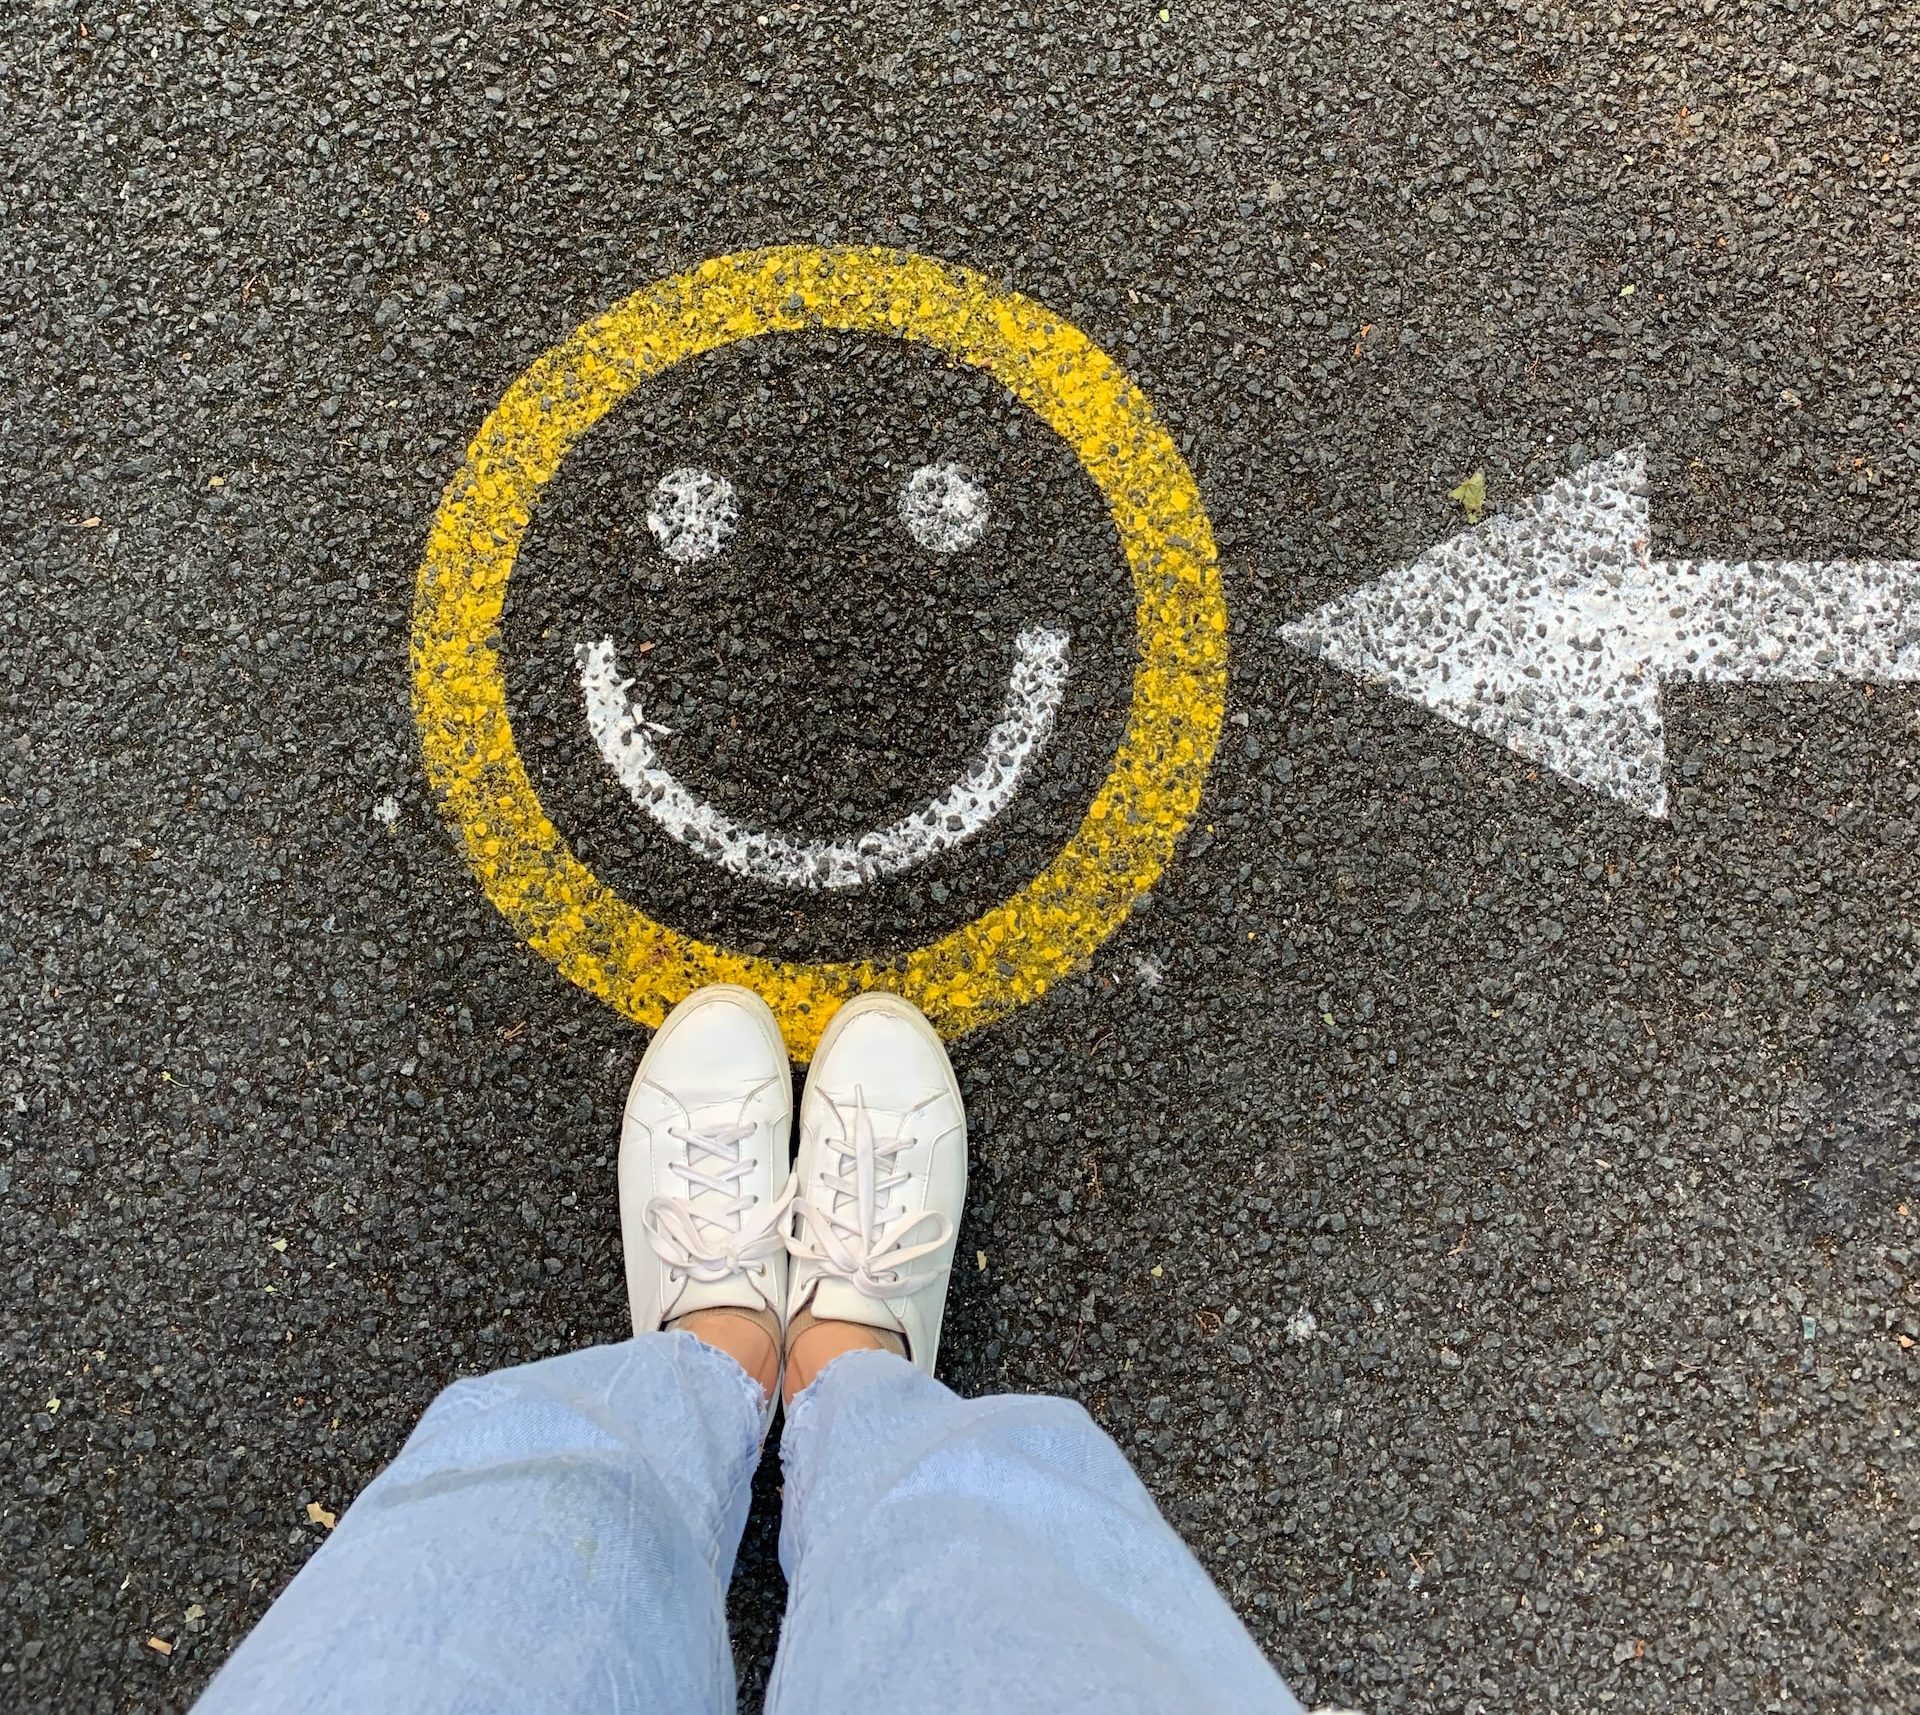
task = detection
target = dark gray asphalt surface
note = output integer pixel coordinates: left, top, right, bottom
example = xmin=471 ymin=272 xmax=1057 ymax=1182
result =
xmin=5 ymin=3 xmax=1918 ymax=1710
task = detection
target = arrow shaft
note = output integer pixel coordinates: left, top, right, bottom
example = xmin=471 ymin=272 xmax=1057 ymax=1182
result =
xmin=1651 ymin=559 xmax=1920 ymax=682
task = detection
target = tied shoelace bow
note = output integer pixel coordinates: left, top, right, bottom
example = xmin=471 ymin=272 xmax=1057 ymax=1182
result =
xmin=644 ymin=1116 xmax=794 ymax=1284
xmin=790 ymin=1088 xmax=954 ymax=1298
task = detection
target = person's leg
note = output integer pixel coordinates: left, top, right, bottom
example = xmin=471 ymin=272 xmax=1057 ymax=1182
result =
xmin=195 ymin=983 xmax=802 ymax=1715
xmin=192 ymin=1331 xmax=765 ymax=1715
xmin=769 ymin=991 xmax=1302 ymax=1714
xmin=771 ymin=1350 xmax=1304 ymax=1715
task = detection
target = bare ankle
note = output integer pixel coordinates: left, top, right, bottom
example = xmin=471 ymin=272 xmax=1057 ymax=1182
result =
xmin=782 ymin=1310 xmax=905 ymax=1404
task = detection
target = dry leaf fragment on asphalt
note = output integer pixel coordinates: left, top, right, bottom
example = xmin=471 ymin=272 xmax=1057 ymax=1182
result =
xmin=1449 ymin=469 xmax=1488 ymax=524
xmin=306 ymin=1500 xmax=336 ymax=1529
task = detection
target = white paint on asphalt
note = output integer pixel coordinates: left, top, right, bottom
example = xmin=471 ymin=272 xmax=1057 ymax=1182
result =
xmin=645 ymin=467 xmax=739 ymax=564
xmin=899 ymin=461 xmax=990 ymax=553
xmin=1280 ymin=447 xmax=1920 ymax=816
xmin=576 ymin=626 xmax=1072 ymax=888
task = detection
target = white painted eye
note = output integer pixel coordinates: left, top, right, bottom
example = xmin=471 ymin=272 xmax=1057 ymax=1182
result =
xmin=899 ymin=461 xmax=989 ymax=554
xmin=646 ymin=467 xmax=738 ymax=564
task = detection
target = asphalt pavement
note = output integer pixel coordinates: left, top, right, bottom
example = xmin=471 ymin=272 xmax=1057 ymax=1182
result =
xmin=4 ymin=2 xmax=1917 ymax=1710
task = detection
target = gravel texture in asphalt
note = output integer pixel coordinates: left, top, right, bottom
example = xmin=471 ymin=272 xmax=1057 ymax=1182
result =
xmin=4 ymin=2 xmax=1917 ymax=1710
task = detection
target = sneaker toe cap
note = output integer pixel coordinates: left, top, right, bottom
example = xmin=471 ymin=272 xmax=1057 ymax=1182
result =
xmin=650 ymin=988 xmax=788 ymax=1089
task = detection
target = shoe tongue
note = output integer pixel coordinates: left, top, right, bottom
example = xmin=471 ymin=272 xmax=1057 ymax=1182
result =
xmin=807 ymin=1276 xmax=906 ymax=1337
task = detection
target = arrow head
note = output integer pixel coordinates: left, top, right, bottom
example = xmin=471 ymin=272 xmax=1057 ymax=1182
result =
xmin=1281 ymin=447 xmax=1677 ymax=817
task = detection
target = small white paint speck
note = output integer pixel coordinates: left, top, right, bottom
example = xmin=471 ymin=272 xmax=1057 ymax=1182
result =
xmin=372 ymin=795 xmax=400 ymax=826
xmin=646 ymin=467 xmax=738 ymax=564
xmin=899 ymin=461 xmax=989 ymax=554
xmin=1286 ymin=1306 xmax=1319 ymax=1344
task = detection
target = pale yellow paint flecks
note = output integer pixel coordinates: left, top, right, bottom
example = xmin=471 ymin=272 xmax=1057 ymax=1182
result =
xmin=411 ymin=245 xmax=1227 ymax=1059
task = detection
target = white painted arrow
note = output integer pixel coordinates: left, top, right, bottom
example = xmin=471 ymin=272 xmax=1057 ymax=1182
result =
xmin=1280 ymin=447 xmax=1920 ymax=816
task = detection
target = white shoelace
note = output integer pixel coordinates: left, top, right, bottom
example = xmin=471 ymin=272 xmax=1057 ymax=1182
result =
xmin=790 ymin=1088 xmax=954 ymax=1298
xmin=643 ymin=1118 xmax=794 ymax=1284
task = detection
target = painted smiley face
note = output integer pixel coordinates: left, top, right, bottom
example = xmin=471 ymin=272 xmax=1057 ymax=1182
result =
xmin=413 ymin=247 xmax=1226 ymax=1053
xmin=502 ymin=332 xmax=1137 ymax=956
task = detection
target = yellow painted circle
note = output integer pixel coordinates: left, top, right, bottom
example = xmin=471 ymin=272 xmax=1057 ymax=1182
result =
xmin=412 ymin=246 xmax=1227 ymax=1058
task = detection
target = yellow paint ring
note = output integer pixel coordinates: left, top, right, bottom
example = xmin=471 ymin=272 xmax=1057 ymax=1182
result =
xmin=412 ymin=245 xmax=1226 ymax=1058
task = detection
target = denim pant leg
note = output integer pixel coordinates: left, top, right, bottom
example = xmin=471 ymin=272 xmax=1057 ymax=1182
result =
xmin=192 ymin=1332 xmax=766 ymax=1715
xmin=767 ymin=1350 xmax=1303 ymax=1715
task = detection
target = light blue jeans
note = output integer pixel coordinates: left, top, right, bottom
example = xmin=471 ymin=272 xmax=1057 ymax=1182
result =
xmin=193 ymin=1335 xmax=1304 ymax=1714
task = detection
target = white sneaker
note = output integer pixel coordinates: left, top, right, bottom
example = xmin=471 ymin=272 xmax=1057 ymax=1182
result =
xmin=620 ymin=985 xmax=794 ymax=1358
xmin=787 ymin=992 xmax=968 ymax=1374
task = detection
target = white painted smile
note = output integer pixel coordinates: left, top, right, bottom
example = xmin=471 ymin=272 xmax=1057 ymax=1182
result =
xmin=572 ymin=458 xmax=1071 ymax=891
xmin=575 ymin=626 xmax=1071 ymax=890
